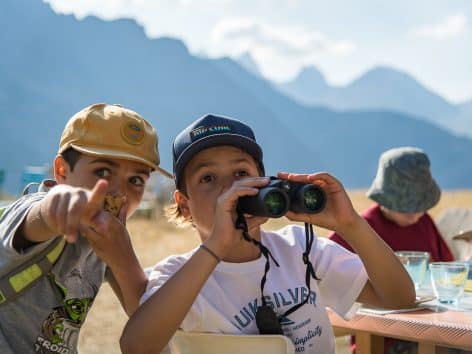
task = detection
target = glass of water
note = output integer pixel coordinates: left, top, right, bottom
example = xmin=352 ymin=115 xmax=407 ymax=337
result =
xmin=395 ymin=251 xmax=430 ymax=290
xmin=430 ymin=262 xmax=469 ymax=304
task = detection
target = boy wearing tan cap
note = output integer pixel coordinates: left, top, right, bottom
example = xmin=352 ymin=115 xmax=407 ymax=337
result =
xmin=0 ymin=103 xmax=171 ymax=354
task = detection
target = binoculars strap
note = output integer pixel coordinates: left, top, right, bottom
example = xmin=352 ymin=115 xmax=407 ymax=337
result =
xmin=235 ymin=212 xmax=280 ymax=305
xmin=278 ymin=223 xmax=319 ymax=321
xmin=235 ymin=213 xmax=319 ymax=334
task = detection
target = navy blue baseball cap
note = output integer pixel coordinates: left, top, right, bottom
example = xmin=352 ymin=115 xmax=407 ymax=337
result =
xmin=172 ymin=114 xmax=265 ymax=189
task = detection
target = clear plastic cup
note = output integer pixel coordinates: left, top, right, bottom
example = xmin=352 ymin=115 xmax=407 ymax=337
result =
xmin=395 ymin=251 xmax=430 ymax=290
xmin=430 ymin=262 xmax=469 ymax=304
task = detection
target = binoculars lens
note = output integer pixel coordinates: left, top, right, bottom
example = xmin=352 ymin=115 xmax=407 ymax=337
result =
xmin=302 ymin=186 xmax=325 ymax=212
xmin=263 ymin=191 xmax=287 ymax=217
xmin=237 ymin=177 xmax=326 ymax=218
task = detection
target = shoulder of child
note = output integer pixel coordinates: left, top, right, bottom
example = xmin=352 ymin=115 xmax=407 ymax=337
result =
xmin=264 ymin=224 xmax=332 ymax=250
xmin=147 ymin=249 xmax=197 ymax=278
xmin=1 ymin=193 xmax=45 ymax=227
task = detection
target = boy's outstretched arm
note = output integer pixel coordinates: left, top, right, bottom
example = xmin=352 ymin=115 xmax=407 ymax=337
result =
xmin=107 ymin=266 xmax=147 ymax=317
xmin=336 ymin=216 xmax=416 ymax=308
xmin=280 ymin=172 xmax=416 ymax=310
xmin=15 ymin=180 xmax=109 ymax=248
xmin=82 ymin=203 xmax=147 ymax=316
xmin=17 ymin=179 xmax=147 ymax=315
xmin=120 ymin=246 xmax=221 ymax=354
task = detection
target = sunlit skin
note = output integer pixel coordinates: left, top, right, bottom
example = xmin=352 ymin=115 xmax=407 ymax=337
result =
xmin=14 ymin=152 xmax=152 ymax=316
xmin=120 ymin=146 xmax=416 ymax=354
xmin=380 ymin=206 xmax=425 ymax=227
xmin=19 ymin=154 xmax=152 ymax=247
xmin=56 ymin=154 xmax=152 ymax=218
xmin=175 ymin=146 xmax=269 ymax=263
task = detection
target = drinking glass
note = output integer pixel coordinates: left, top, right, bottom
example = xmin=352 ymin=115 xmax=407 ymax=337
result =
xmin=395 ymin=251 xmax=430 ymax=290
xmin=430 ymin=262 xmax=469 ymax=304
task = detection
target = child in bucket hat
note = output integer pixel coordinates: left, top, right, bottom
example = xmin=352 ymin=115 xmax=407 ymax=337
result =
xmin=331 ymin=146 xmax=452 ymax=261
xmin=366 ymin=146 xmax=441 ymax=214
xmin=121 ymin=114 xmax=415 ymax=354
xmin=330 ymin=146 xmax=453 ymax=354
xmin=0 ymin=103 xmax=170 ymax=354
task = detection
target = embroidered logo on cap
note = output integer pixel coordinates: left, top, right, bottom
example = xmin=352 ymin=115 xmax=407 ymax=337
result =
xmin=121 ymin=119 xmax=145 ymax=145
xmin=190 ymin=124 xmax=232 ymax=142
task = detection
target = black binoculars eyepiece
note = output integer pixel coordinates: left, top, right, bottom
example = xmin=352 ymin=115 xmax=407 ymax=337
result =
xmin=237 ymin=177 xmax=326 ymax=218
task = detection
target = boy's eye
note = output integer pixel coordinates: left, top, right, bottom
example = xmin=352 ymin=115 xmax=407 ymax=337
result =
xmin=200 ymin=175 xmax=214 ymax=184
xmin=129 ymin=176 xmax=145 ymax=187
xmin=235 ymin=170 xmax=249 ymax=178
xmin=94 ymin=168 xmax=111 ymax=178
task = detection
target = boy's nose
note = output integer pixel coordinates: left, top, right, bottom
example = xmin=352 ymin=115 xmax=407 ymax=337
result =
xmin=220 ymin=175 xmax=237 ymax=192
xmin=107 ymin=179 xmax=127 ymax=197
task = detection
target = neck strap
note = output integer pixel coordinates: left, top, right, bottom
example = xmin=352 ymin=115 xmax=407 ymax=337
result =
xmin=235 ymin=212 xmax=320 ymax=334
xmin=235 ymin=213 xmax=279 ymax=306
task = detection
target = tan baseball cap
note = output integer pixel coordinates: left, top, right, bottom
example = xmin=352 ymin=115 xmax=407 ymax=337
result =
xmin=58 ymin=103 xmax=172 ymax=178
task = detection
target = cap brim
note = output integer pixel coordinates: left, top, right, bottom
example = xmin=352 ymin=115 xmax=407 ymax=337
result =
xmin=174 ymin=134 xmax=263 ymax=186
xmin=71 ymin=145 xmax=173 ymax=179
xmin=155 ymin=166 xmax=174 ymax=179
xmin=366 ymin=179 xmax=441 ymax=213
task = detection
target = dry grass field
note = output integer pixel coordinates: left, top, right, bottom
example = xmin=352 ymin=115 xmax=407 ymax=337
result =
xmin=78 ymin=190 xmax=472 ymax=353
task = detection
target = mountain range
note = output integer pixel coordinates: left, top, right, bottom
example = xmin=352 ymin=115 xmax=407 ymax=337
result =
xmin=276 ymin=64 xmax=472 ymax=138
xmin=1 ymin=0 xmax=472 ymax=195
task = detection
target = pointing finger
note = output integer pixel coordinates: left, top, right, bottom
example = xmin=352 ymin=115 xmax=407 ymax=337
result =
xmin=81 ymin=179 xmax=109 ymax=223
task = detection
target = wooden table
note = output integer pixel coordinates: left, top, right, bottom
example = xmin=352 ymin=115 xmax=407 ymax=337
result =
xmin=329 ymin=306 xmax=472 ymax=354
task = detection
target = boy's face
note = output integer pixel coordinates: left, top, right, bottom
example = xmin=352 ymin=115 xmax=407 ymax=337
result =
xmin=381 ymin=207 xmax=425 ymax=227
xmin=176 ymin=145 xmax=265 ymax=239
xmin=55 ymin=153 xmax=151 ymax=218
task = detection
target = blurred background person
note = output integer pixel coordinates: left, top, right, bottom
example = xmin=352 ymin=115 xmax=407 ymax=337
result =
xmin=330 ymin=146 xmax=453 ymax=354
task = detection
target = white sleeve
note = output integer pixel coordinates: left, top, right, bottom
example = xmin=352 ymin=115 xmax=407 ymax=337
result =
xmin=312 ymin=237 xmax=368 ymax=319
xmin=140 ymin=252 xmax=203 ymax=331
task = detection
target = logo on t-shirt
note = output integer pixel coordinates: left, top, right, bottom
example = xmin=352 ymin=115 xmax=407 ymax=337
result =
xmin=279 ymin=316 xmax=295 ymax=326
xmin=34 ymin=297 xmax=92 ymax=353
xmin=230 ymin=286 xmax=316 ymax=330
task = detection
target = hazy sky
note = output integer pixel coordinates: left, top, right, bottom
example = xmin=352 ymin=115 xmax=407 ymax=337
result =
xmin=45 ymin=0 xmax=472 ymax=103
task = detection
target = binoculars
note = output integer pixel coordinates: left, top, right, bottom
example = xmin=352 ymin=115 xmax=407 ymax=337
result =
xmin=237 ymin=177 xmax=326 ymax=218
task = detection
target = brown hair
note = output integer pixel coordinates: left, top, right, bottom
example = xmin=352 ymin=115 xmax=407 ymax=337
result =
xmin=165 ymin=167 xmax=192 ymax=226
xmin=165 ymin=202 xmax=192 ymax=227
xmin=61 ymin=147 xmax=81 ymax=171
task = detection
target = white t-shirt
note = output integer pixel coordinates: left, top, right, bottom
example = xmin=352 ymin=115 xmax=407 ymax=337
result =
xmin=142 ymin=225 xmax=368 ymax=354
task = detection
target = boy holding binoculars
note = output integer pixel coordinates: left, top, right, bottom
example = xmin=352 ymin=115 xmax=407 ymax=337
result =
xmin=120 ymin=114 xmax=415 ymax=354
